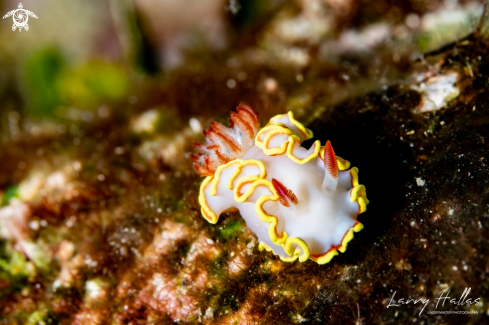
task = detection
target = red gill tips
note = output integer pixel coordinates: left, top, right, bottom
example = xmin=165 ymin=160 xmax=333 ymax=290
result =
xmin=324 ymin=140 xmax=339 ymax=179
xmin=230 ymin=111 xmax=255 ymax=140
xmin=206 ymin=127 xmax=242 ymax=154
xmin=271 ymin=178 xmax=298 ymax=207
xmin=230 ymin=102 xmax=260 ymax=139
xmin=236 ymin=102 xmax=259 ymax=129
xmin=191 ymin=103 xmax=260 ymax=176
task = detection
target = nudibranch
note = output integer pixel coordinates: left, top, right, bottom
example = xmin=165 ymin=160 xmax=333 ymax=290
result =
xmin=191 ymin=103 xmax=368 ymax=264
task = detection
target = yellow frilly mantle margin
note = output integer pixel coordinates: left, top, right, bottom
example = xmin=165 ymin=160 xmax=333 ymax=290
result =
xmin=198 ymin=112 xmax=369 ymax=264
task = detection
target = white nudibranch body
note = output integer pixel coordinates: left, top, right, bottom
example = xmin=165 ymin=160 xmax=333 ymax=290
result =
xmin=191 ymin=103 xmax=368 ymax=264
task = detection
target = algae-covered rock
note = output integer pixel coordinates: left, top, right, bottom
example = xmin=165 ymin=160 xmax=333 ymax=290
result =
xmin=0 ymin=0 xmax=489 ymax=324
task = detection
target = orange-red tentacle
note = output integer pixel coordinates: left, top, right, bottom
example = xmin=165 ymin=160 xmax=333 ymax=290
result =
xmin=272 ymin=178 xmax=298 ymax=207
xmin=324 ymin=140 xmax=339 ymax=179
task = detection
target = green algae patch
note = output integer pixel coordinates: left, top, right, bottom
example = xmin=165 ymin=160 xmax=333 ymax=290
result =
xmin=0 ymin=246 xmax=36 ymax=298
xmin=22 ymin=49 xmax=65 ymax=118
xmin=217 ymin=218 xmax=246 ymax=240
xmin=1 ymin=186 xmax=19 ymax=207
xmin=0 ymin=251 xmax=35 ymax=278
xmin=58 ymin=61 xmax=129 ymax=105
xmin=1 ymin=2 xmax=489 ymax=324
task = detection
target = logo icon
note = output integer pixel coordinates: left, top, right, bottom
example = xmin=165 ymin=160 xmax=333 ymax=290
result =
xmin=2 ymin=3 xmax=38 ymax=32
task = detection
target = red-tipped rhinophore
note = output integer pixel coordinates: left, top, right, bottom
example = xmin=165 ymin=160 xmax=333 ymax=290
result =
xmin=272 ymin=178 xmax=298 ymax=207
xmin=324 ymin=140 xmax=338 ymax=179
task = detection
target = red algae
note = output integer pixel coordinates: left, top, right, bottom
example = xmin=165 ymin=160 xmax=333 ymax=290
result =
xmin=1 ymin=1 xmax=489 ymax=324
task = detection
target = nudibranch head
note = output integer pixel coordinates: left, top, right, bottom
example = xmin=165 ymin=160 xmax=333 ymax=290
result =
xmin=192 ymin=103 xmax=368 ymax=264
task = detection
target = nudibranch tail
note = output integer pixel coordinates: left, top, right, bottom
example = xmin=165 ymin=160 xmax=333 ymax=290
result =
xmin=191 ymin=103 xmax=259 ymax=176
xmin=193 ymin=104 xmax=368 ymax=266
xmin=271 ymin=178 xmax=298 ymax=207
xmin=322 ymin=140 xmax=339 ymax=191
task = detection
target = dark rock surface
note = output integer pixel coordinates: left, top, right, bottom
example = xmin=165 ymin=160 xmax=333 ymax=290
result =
xmin=0 ymin=1 xmax=488 ymax=324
